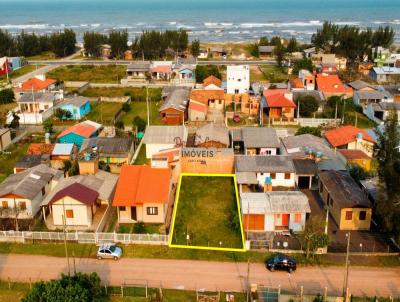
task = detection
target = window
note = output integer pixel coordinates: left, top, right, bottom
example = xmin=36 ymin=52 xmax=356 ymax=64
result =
xmin=294 ymin=213 xmax=302 ymax=223
xmin=42 ymin=187 xmax=45 ymax=196
xmin=345 ymin=211 xmax=353 ymax=220
xmin=18 ymin=202 xmax=26 ymax=210
xmin=147 ymin=207 xmax=158 ymax=215
xmin=65 ymin=209 xmax=74 ymax=218
xmin=119 ymin=206 xmax=126 ymax=211
xmin=284 ymin=173 xmax=291 ymax=180
xmin=270 ymin=173 xmax=276 ymax=179
xmin=359 ymin=211 xmax=367 ymax=221
xmin=2 ymin=201 xmax=8 ymax=209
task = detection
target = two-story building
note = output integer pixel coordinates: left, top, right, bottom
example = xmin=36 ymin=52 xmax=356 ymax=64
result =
xmin=227 ymin=65 xmax=250 ymax=94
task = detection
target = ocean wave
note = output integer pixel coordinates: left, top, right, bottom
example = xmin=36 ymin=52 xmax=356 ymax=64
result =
xmin=0 ymin=23 xmax=49 ymax=29
xmin=240 ymin=23 xmax=275 ymax=28
xmin=334 ymin=21 xmax=360 ymax=26
xmin=275 ymin=21 xmax=322 ymax=27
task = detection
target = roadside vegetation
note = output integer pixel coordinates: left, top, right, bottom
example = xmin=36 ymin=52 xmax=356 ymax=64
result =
xmin=47 ymin=65 xmax=126 ymax=83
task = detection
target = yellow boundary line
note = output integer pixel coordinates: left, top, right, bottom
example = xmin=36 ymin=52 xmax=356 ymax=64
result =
xmin=168 ymin=173 xmax=246 ymax=252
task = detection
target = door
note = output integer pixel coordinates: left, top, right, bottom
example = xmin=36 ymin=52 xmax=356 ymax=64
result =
xmin=243 ymin=214 xmax=264 ymax=231
xmin=130 ymin=207 xmax=137 ymax=221
xmin=282 ymin=214 xmax=290 ymax=226
xmin=297 ymin=176 xmax=311 ymax=189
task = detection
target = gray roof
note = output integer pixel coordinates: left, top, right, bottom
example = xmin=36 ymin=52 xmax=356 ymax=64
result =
xmin=318 ymin=170 xmax=371 ymax=208
xmin=195 ymin=123 xmax=230 ymax=146
xmin=41 ymin=170 xmax=118 ymax=206
xmin=375 ymin=102 xmax=400 ymax=111
xmin=15 ymin=154 xmax=49 ymax=169
xmin=159 ymin=88 xmax=189 ymax=112
xmin=292 ymin=159 xmax=318 ymax=175
xmin=259 ymin=46 xmax=275 ymax=53
xmin=232 ymin=127 xmax=280 ymax=148
xmin=241 ymin=191 xmax=311 ymax=214
xmin=355 ymin=90 xmax=388 ymax=100
xmin=236 ymin=172 xmax=258 ymax=185
xmin=235 ymin=155 xmax=295 ymax=173
xmin=210 ymin=46 xmax=225 ymax=53
xmin=347 ymin=80 xmax=374 ymax=91
xmin=52 ymin=143 xmax=74 ymax=156
xmin=382 ymin=85 xmax=400 ymax=96
xmin=293 ymin=90 xmax=326 ymax=103
xmin=80 ymin=137 xmax=133 ymax=158
xmin=142 ymin=125 xmax=187 ymax=145
xmin=18 ymin=92 xmax=55 ymax=103
xmin=0 ymin=164 xmax=62 ymax=200
xmin=58 ymin=96 xmax=89 ymax=107
xmin=127 ymin=61 xmax=151 ymax=72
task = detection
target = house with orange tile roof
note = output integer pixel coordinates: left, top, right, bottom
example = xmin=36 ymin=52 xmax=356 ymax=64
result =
xmin=203 ymin=75 xmax=223 ymax=90
xmin=324 ymin=125 xmax=375 ymax=157
xmin=262 ymin=89 xmax=296 ymax=120
xmin=58 ymin=120 xmax=102 ymax=148
xmin=113 ymin=165 xmax=172 ymax=224
xmin=289 ymin=78 xmax=304 ymax=91
xmin=316 ymin=74 xmax=353 ymax=98
xmin=27 ymin=143 xmax=54 ymax=155
xmin=150 ymin=61 xmax=173 ymax=81
xmin=188 ymin=88 xmax=225 ymax=121
xmin=15 ymin=75 xmax=59 ymax=99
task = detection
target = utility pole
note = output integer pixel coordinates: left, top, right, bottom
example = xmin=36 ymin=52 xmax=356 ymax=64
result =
xmin=334 ymin=99 xmax=338 ymax=126
xmin=342 ymin=232 xmax=351 ymax=297
xmin=146 ymin=85 xmax=150 ymax=126
xmin=341 ymin=95 xmax=346 ymax=124
xmin=62 ymin=197 xmax=71 ymax=276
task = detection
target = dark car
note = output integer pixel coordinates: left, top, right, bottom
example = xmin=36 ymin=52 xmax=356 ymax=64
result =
xmin=265 ymin=254 xmax=296 ymax=273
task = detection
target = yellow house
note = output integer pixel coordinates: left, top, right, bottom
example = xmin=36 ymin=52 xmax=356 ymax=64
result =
xmin=113 ymin=165 xmax=171 ymax=224
xmin=318 ymin=170 xmax=372 ymax=230
xmin=338 ymin=149 xmax=372 ymax=171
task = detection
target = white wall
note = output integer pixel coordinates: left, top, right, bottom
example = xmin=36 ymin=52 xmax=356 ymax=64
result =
xmin=264 ymin=214 xmax=275 ymax=231
xmin=256 ymin=172 xmax=296 ymax=188
xmin=146 ymin=143 xmax=176 ymax=159
xmin=227 ymin=65 xmax=250 ymax=94
xmin=52 ymin=197 xmax=92 ymax=227
xmin=289 ymin=213 xmax=307 ymax=232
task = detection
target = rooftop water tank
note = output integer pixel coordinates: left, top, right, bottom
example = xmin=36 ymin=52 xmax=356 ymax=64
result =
xmin=356 ymin=133 xmax=363 ymax=140
xmin=265 ymin=176 xmax=272 ymax=185
xmin=84 ymin=152 xmax=91 ymax=161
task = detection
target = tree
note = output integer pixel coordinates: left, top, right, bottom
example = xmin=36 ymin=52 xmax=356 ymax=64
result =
xmin=108 ymin=30 xmax=128 ymax=59
xmin=63 ymin=160 xmax=72 ymax=175
xmin=0 ymin=29 xmax=15 ymax=57
xmin=133 ymin=116 xmax=146 ymax=132
xmin=190 ymin=39 xmax=200 ymax=57
xmin=348 ymin=164 xmax=369 ymax=182
xmin=375 ymin=110 xmax=400 ymax=243
xmin=270 ymin=36 xmax=282 ymax=47
xmin=295 ymin=95 xmax=319 ymax=117
xmin=64 ymin=110 xmax=72 ymax=120
xmin=259 ymin=36 xmax=269 ymax=46
xmin=42 ymin=118 xmax=54 ymax=134
xmin=114 ymin=120 xmax=124 ymax=130
xmin=273 ymin=44 xmax=286 ymax=67
xmin=22 ymin=273 xmax=104 ymax=302
xmin=68 ymin=160 xmax=80 ymax=176
xmin=9 ymin=113 xmax=20 ymax=129
xmin=299 ymin=216 xmax=329 ymax=259
xmin=122 ymin=102 xmax=131 ymax=113
xmin=295 ymin=126 xmax=322 ymax=137
xmin=248 ymin=42 xmax=259 ymax=58
xmin=54 ymin=108 xmax=67 ymax=120
xmin=287 ymin=37 xmax=298 ymax=53
xmin=195 ymin=65 xmax=222 ymax=83
xmin=0 ymin=89 xmax=15 ymax=104
xmin=83 ymin=31 xmax=107 ymax=57
xmin=292 ymin=58 xmax=313 ymax=76
xmin=50 ymin=29 xmax=76 ymax=57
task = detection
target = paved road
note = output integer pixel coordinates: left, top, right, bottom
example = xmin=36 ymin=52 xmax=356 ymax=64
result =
xmin=26 ymin=59 xmax=277 ymax=66
xmin=0 ymin=254 xmax=399 ymax=297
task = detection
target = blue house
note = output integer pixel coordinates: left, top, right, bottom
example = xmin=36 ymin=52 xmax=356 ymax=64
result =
xmin=58 ymin=96 xmax=91 ymax=120
xmin=178 ymin=66 xmax=195 ymax=81
xmin=57 ymin=120 xmax=102 ymax=148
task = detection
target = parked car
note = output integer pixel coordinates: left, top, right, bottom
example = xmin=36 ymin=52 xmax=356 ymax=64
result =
xmin=96 ymin=244 xmax=122 ymax=260
xmin=265 ymin=254 xmax=296 ymax=273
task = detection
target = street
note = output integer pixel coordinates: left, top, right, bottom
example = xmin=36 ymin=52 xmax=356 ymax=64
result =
xmin=0 ymin=254 xmax=398 ymax=297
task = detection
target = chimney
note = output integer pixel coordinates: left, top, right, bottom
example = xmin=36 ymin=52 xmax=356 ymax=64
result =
xmin=263 ymin=176 xmax=272 ymax=192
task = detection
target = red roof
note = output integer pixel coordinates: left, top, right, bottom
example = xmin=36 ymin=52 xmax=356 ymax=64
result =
xmin=203 ymin=75 xmax=222 ymax=88
xmin=324 ymin=125 xmax=375 ymax=147
xmin=290 ymin=78 xmax=304 ymax=89
xmin=338 ymin=149 xmax=371 ymax=160
xmin=189 ymin=100 xmax=208 ymax=113
xmin=316 ymin=74 xmax=352 ymax=94
xmin=152 ymin=148 xmax=180 ymax=163
xmin=113 ymin=165 xmax=171 ymax=206
xmin=27 ymin=143 xmax=54 ymax=155
xmin=150 ymin=65 xmax=172 ymax=73
xmin=49 ymin=183 xmax=99 ymax=206
xmin=20 ymin=77 xmax=56 ymax=91
xmin=58 ymin=123 xmax=97 ymax=139
xmin=264 ymin=91 xmax=296 ymax=108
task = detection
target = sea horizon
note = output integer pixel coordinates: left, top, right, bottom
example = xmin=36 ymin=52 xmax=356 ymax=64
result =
xmin=0 ymin=0 xmax=400 ymax=43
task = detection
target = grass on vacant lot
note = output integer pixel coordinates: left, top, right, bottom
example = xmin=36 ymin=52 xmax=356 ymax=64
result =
xmin=260 ymin=65 xmax=289 ymax=83
xmin=250 ymin=65 xmax=267 ymax=82
xmin=0 ymin=142 xmax=29 ymax=182
xmin=85 ymin=101 xmax=122 ymax=125
xmin=121 ymin=101 xmax=161 ymax=127
xmin=171 ymin=176 xmax=244 ymax=249
xmin=81 ymin=87 xmax=162 ymax=100
xmin=26 ymin=51 xmax=57 ymax=60
xmin=47 ymin=65 xmax=127 ymax=83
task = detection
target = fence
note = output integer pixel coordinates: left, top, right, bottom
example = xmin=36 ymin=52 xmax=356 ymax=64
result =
xmin=298 ymin=118 xmax=341 ymax=127
xmin=0 ymin=230 xmax=169 ymax=245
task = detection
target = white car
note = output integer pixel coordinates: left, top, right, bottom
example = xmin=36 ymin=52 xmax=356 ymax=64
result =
xmin=96 ymin=244 xmax=122 ymax=260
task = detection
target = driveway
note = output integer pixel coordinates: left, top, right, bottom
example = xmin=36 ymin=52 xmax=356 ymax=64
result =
xmin=0 ymin=254 xmax=399 ymax=297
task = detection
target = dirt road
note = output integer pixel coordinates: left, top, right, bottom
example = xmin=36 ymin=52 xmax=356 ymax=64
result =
xmin=0 ymin=254 xmax=398 ymax=297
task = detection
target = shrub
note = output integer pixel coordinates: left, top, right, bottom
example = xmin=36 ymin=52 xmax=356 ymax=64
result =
xmin=0 ymin=88 xmax=15 ymax=104
xmin=133 ymin=222 xmax=146 ymax=234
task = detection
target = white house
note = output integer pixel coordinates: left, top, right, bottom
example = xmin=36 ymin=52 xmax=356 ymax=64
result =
xmin=241 ymin=191 xmax=311 ymax=232
xmin=298 ymin=69 xmax=315 ymax=91
xmin=142 ymin=125 xmax=188 ymax=159
xmin=235 ymin=155 xmax=296 ymax=192
xmin=227 ymin=65 xmax=250 ymax=94
xmin=0 ymin=164 xmax=63 ymax=220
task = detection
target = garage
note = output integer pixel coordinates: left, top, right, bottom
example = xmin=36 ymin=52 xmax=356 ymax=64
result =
xmin=293 ymin=159 xmax=318 ymax=189
xmin=297 ymin=176 xmax=312 ymax=189
xmin=243 ymin=214 xmax=264 ymax=231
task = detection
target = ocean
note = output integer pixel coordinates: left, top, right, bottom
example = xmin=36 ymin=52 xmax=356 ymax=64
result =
xmin=0 ymin=0 xmax=399 ymax=43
